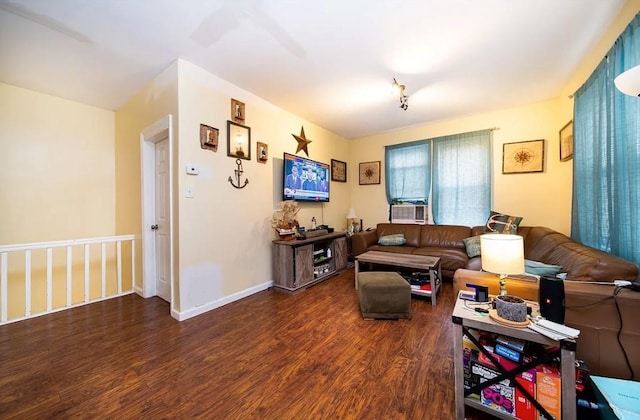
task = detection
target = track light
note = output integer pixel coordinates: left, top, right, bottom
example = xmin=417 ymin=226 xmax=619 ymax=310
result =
xmin=392 ymin=78 xmax=409 ymax=110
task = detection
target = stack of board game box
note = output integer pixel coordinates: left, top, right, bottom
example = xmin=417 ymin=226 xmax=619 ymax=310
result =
xmin=462 ymin=330 xmax=561 ymax=419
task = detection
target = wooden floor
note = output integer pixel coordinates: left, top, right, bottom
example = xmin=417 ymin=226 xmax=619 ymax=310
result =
xmin=0 ymin=269 xmax=491 ymax=419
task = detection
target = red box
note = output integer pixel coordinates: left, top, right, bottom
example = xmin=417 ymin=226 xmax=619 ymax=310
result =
xmin=515 ymin=369 xmax=536 ymax=420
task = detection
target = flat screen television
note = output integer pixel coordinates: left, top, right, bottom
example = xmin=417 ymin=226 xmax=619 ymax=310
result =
xmin=283 ymin=152 xmax=330 ymax=202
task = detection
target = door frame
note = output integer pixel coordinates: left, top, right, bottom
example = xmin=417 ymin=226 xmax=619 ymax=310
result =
xmin=140 ymin=115 xmax=174 ymax=304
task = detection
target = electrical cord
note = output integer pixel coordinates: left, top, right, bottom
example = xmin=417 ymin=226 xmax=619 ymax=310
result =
xmin=462 ymin=299 xmax=492 ymax=314
xmin=563 ymin=286 xmax=634 ymax=379
xmin=613 ymin=286 xmax=635 ymax=380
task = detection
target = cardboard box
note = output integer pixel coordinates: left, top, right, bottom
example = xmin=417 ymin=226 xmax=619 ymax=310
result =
xmin=471 ymin=359 xmax=516 ymax=416
xmin=536 ymin=365 xmax=561 ymax=420
xmin=515 ymin=369 xmax=536 ymax=420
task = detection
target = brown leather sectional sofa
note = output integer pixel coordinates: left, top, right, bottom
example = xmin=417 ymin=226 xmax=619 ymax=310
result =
xmin=352 ymin=223 xmax=640 ymax=378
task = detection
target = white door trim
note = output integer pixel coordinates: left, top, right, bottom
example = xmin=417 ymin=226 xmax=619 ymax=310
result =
xmin=140 ymin=115 xmax=174 ymax=305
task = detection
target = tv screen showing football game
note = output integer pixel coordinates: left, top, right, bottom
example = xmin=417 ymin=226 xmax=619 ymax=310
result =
xmin=283 ymin=152 xmax=330 ymax=202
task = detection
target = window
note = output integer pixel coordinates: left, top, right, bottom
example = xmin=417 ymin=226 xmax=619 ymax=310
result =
xmin=432 ymin=130 xmax=491 ymax=226
xmin=385 ymin=130 xmax=491 ymax=226
xmin=385 ymin=140 xmax=430 ymax=204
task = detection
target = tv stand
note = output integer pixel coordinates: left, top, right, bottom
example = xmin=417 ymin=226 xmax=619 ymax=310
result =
xmin=272 ymin=232 xmax=347 ymax=293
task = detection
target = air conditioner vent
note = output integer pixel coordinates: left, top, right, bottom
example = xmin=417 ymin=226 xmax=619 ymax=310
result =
xmin=390 ymin=204 xmax=428 ymax=224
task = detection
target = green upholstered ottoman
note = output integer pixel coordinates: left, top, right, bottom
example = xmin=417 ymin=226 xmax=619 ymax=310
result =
xmin=358 ymin=271 xmax=411 ymax=320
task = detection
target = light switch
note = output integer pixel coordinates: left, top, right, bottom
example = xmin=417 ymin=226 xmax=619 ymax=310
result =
xmin=186 ymin=186 xmax=195 ymax=198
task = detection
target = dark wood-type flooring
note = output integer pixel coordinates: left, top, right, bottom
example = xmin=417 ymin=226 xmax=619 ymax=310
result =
xmin=0 ymin=269 xmax=492 ymax=419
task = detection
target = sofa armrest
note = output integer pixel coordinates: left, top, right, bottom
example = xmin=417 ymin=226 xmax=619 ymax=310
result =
xmin=452 ymin=269 xmax=539 ymax=301
xmin=352 ymin=229 xmax=378 ymax=256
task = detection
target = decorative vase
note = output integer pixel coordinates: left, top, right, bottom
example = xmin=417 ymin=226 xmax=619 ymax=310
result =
xmin=495 ymin=295 xmax=527 ymax=322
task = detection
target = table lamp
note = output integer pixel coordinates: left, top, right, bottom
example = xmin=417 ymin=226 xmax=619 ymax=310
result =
xmin=347 ymin=208 xmax=358 ymax=234
xmin=480 ymin=234 xmax=524 ymax=296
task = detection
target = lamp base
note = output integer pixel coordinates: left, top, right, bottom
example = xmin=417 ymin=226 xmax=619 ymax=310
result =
xmin=498 ymin=274 xmax=508 ymax=296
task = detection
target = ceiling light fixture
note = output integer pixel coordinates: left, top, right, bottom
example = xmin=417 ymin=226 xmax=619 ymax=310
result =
xmin=392 ymin=78 xmax=409 ymax=110
xmin=614 ymin=64 xmax=640 ymax=97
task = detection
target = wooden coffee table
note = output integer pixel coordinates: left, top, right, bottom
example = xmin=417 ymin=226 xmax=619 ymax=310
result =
xmin=354 ymin=251 xmax=442 ymax=306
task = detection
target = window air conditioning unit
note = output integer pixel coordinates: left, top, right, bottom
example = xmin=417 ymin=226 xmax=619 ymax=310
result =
xmin=390 ymin=204 xmax=428 ymax=224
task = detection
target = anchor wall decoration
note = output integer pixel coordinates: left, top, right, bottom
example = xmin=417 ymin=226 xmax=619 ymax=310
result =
xmin=228 ymin=158 xmax=249 ymax=189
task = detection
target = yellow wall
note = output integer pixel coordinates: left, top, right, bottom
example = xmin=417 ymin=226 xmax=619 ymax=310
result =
xmin=174 ymin=60 xmax=350 ymax=313
xmin=0 ymin=83 xmax=117 ymax=318
xmin=0 ymin=83 xmax=116 ymax=243
xmin=350 ymin=98 xmax=572 ymax=234
xmin=115 ymin=62 xmax=179 ymax=305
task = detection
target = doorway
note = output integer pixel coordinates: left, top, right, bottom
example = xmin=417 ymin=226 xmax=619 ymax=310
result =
xmin=140 ymin=115 xmax=174 ymax=305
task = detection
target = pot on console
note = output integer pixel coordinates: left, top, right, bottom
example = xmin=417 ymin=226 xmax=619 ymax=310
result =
xmin=495 ymin=295 xmax=527 ymax=322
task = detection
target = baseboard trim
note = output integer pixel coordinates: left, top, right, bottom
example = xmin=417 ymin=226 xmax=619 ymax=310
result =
xmin=171 ymin=281 xmax=273 ymax=321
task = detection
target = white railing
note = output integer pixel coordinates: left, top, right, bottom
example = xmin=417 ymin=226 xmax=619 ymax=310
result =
xmin=0 ymin=235 xmax=136 ymax=325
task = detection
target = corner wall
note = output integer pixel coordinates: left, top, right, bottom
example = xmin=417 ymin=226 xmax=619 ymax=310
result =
xmin=350 ymin=98 xmax=571 ymax=234
xmin=174 ymin=60 xmax=350 ymax=318
xmin=115 ymin=62 xmax=179 ymax=306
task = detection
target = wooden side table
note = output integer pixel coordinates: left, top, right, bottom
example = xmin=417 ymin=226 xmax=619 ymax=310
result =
xmin=451 ymin=293 xmax=576 ymax=419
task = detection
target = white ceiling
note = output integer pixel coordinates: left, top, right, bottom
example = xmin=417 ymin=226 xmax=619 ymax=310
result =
xmin=0 ymin=0 xmax=627 ymax=139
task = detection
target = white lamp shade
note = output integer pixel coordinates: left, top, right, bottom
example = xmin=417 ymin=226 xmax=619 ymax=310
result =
xmin=347 ymin=208 xmax=358 ymax=219
xmin=614 ymin=64 xmax=640 ymax=97
xmin=480 ymin=234 xmax=524 ymax=275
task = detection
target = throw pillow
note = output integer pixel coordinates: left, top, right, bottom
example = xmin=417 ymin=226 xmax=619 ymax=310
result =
xmin=378 ymin=233 xmax=407 ymax=246
xmin=485 ymin=211 xmax=523 ymax=234
xmin=462 ymin=236 xmax=482 ymax=258
xmin=524 ymin=259 xmax=563 ymax=276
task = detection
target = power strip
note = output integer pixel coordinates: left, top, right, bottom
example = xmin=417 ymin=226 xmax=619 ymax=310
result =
xmin=614 ymin=280 xmax=632 ymax=287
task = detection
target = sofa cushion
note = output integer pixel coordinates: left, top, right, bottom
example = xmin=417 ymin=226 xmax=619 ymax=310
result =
xmin=419 ymin=225 xmax=471 ymax=249
xmin=484 ymin=211 xmax=523 ymax=233
xmin=378 ymin=233 xmax=407 ymax=246
xmin=462 ymin=236 xmax=482 ymax=258
xmin=524 ymin=259 xmax=563 ymax=276
xmin=376 ymin=224 xmax=421 ymax=247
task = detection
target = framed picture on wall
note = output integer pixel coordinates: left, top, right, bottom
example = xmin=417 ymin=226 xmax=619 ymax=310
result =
xmin=231 ymin=98 xmax=245 ymax=124
xmin=559 ymin=120 xmax=573 ymax=161
xmin=502 ymin=139 xmax=545 ymax=174
xmin=227 ymin=120 xmax=251 ymax=160
xmin=331 ymin=159 xmax=347 ymax=182
xmin=199 ymin=124 xmax=219 ymax=152
xmin=359 ymin=161 xmax=381 ymax=185
xmin=257 ymin=141 xmax=268 ymax=163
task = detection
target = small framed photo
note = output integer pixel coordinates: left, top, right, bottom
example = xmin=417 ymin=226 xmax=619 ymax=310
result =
xmin=231 ymin=99 xmax=245 ymax=124
xmin=227 ymin=120 xmax=251 ymax=160
xmin=559 ymin=120 xmax=573 ymax=162
xmin=359 ymin=161 xmax=381 ymax=185
xmin=199 ymin=124 xmax=219 ymax=152
xmin=257 ymin=141 xmax=268 ymax=163
xmin=331 ymin=159 xmax=347 ymax=182
xmin=502 ymin=139 xmax=545 ymax=174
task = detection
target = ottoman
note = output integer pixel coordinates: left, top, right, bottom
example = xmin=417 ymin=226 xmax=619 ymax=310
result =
xmin=358 ymin=271 xmax=411 ymax=320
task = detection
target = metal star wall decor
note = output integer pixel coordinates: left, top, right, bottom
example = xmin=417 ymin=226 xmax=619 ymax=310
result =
xmin=292 ymin=126 xmax=312 ymax=157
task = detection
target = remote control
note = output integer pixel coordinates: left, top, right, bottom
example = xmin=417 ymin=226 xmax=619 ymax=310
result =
xmin=528 ymin=323 xmax=568 ymax=341
xmin=536 ymin=319 xmax=580 ymax=338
